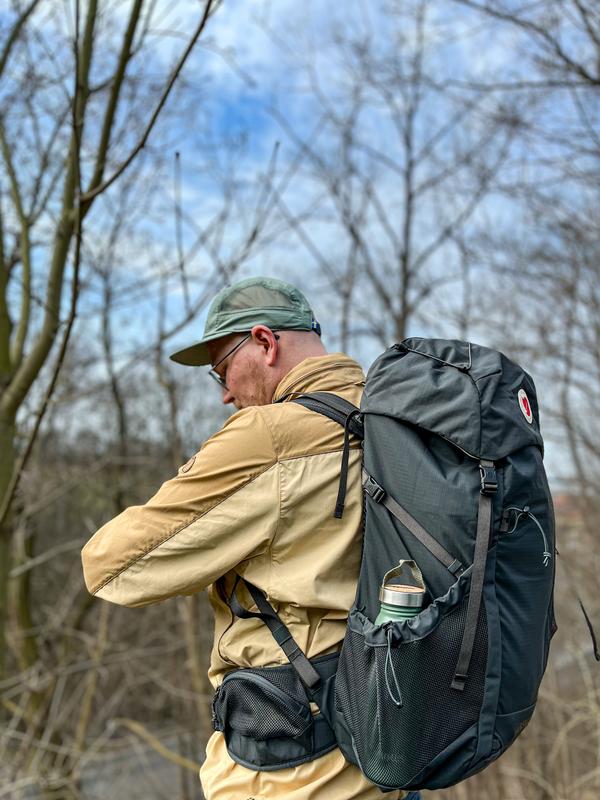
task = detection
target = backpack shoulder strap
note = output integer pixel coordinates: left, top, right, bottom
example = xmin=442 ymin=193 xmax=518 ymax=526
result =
xmin=286 ymin=391 xmax=363 ymax=437
xmin=288 ymin=392 xmax=363 ymax=518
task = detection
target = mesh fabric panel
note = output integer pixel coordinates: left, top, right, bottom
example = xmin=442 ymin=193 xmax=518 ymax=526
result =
xmin=335 ymin=598 xmax=488 ymax=787
xmin=213 ymin=663 xmax=311 ymax=741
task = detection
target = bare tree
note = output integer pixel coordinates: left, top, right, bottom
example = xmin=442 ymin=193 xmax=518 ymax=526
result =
xmin=261 ymin=0 xmax=522 ymax=351
xmin=453 ymin=0 xmax=600 ymax=89
xmin=448 ymin=0 xmax=600 ymax=513
xmin=0 ymin=0 xmax=219 ymax=681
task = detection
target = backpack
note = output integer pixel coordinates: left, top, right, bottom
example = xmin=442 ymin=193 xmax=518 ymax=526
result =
xmin=227 ymin=337 xmax=557 ymax=790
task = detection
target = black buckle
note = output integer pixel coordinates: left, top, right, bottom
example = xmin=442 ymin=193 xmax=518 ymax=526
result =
xmin=364 ymin=475 xmax=386 ymax=503
xmin=479 ymin=464 xmax=498 ymax=495
xmin=448 ymin=559 xmax=465 ymax=577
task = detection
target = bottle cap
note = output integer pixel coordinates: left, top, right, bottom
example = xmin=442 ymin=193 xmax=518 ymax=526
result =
xmin=379 ymin=583 xmax=426 ymax=608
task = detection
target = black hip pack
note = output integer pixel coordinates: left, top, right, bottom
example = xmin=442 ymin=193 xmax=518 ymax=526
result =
xmin=214 ymin=577 xmax=339 ymax=770
xmin=212 ymin=650 xmax=339 ymax=770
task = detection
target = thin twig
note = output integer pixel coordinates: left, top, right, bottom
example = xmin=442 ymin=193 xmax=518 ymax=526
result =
xmin=111 ymin=718 xmax=202 ymax=772
xmin=81 ymin=0 xmax=220 ymax=205
xmin=9 ymin=540 xmax=83 ymax=578
xmin=0 ymin=0 xmax=86 ymax=527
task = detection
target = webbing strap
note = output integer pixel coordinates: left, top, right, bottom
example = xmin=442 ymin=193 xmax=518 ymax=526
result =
xmin=578 ymin=601 xmax=600 ymax=662
xmin=451 ymin=460 xmax=495 ymax=691
xmin=362 ymin=469 xmax=464 ymax=576
xmin=334 ymin=411 xmax=362 ymax=518
xmin=291 ymin=393 xmax=363 ymax=519
xmin=228 ymin=577 xmax=322 ymax=692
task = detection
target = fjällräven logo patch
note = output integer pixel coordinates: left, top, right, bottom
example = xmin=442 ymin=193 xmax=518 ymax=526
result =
xmin=518 ymin=388 xmax=533 ymax=424
xmin=179 ymin=456 xmax=196 ymax=473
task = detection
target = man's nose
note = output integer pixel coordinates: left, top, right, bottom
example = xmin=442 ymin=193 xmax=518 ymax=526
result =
xmin=222 ymin=388 xmax=234 ymax=405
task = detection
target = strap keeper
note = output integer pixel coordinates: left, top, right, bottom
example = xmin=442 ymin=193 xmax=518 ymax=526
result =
xmin=451 ymin=673 xmax=467 ymax=692
xmin=273 ymin=628 xmax=293 ymax=647
xmin=448 ymin=559 xmax=464 ymax=576
xmin=282 ymin=641 xmax=302 ymax=660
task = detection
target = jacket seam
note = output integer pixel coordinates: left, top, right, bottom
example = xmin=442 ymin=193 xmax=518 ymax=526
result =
xmin=91 ymin=461 xmax=278 ymax=595
xmin=278 ymin=445 xmax=362 ymax=464
xmin=269 ymin=460 xmax=281 ymax=602
xmin=256 ymin=406 xmax=281 ymax=602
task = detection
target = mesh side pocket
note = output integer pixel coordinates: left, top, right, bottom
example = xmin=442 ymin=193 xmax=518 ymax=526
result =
xmin=335 ymin=595 xmax=488 ymax=788
xmin=213 ymin=669 xmax=312 ymax=741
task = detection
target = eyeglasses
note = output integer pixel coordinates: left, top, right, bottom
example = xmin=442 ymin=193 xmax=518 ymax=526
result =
xmin=208 ymin=332 xmax=280 ymax=391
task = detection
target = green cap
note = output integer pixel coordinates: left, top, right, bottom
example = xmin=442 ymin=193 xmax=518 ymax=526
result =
xmin=169 ymin=276 xmax=321 ymax=366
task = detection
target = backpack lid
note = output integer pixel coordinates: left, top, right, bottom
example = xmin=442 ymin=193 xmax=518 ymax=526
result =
xmin=361 ymin=337 xmax=544 ymax=461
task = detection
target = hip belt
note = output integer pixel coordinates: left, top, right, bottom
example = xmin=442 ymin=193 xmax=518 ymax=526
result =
xmin=211 ymin=652 xmax=339 ymax=771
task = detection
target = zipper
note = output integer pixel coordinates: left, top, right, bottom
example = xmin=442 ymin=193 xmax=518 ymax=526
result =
xmin=219 ymin=670 xmax=312 ymax=725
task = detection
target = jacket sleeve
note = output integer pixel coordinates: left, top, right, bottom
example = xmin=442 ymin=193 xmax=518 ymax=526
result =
xmin=81 ymin=407 xmax=279 ymax=607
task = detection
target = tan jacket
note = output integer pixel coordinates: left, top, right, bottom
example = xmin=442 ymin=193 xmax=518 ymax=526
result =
xmin=82 ymin=354 xmax=403 ymax=800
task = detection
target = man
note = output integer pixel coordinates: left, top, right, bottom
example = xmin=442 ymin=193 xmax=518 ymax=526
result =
xmin=82 ymin=277 xmax=415 ymax=799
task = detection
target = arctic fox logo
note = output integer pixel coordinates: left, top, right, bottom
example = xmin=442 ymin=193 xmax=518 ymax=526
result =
xmin=518 ymin=388 xmax=533 ymax=424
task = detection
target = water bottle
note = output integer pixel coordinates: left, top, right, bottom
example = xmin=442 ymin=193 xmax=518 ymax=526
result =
xmin=375 ymin=559 xmax=426 ymax=624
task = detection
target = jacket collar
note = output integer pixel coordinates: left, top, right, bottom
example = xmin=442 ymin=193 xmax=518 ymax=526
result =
xmin=273 ymin=353 xmax=365 ymax=402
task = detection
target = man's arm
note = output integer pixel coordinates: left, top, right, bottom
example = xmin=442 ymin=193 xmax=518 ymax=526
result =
xmin=81 ymin=407 xmax=279 ymax=607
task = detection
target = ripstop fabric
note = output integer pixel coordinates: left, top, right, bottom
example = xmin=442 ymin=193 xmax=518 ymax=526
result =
xmin=329 ymin=338 xmax=557 ymax=790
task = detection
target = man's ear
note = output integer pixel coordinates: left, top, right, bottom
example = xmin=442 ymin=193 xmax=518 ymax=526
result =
xmin=251 ymin=325 xmax=278 ymax=365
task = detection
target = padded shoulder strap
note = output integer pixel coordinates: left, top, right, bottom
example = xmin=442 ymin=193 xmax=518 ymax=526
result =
xmin=290 ymin=392 xmax=363 ymax=518
xmin=286 ymin=392 xmax=364 ymax=438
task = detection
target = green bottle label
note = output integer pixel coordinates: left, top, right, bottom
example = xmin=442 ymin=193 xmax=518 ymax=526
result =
xmin=375 ymin=601 xmax=420 ymax=625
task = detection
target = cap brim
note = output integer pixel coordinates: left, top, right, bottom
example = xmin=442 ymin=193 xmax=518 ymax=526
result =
xmin=169 ymin=328 xmax=246 ymax=366
xmin=169 ymin=341 xmax=212 ymax=366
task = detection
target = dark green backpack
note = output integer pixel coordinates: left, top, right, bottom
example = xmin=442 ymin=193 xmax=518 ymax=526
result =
xmin=296 ymin=337 xmax=558 ymax=790
xmin=226 ymin=337 xmax=559 ymax=790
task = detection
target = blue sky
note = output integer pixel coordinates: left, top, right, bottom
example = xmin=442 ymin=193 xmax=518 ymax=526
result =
xmin=5 ymin=0 xmax=593 ymax=486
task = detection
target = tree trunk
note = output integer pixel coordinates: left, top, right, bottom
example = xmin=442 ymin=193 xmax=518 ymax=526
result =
xmin=0 ymin=411 xmax=15 ymax=677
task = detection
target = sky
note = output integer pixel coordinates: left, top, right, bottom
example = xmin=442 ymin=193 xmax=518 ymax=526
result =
xmin=3 ymin=0 xmax=592 ymax=487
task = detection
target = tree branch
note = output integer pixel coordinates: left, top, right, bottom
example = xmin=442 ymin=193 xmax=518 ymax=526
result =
xmin=86 ymin=0 xmax=144 ymax=195
xmin=0 ymin=0 xmax=97 ymax=422
xmin=112 ymin=718 xmax=202 ymax=773
xmin=453 ymin=0 xmax=600 ymax=85
xmin=0 ymin=120 xmax=32 ymax=372
xmin=0 ymin=0 xmax=41 ymax=80
xmin=0 ymin=0 xmax=94 ymax=526
xmin=81 ymin=0 xmax=220 ymax=206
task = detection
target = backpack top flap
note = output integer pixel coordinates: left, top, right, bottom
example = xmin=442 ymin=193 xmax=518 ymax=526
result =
xmin=361 ymin=337 xmax=544 ymax=461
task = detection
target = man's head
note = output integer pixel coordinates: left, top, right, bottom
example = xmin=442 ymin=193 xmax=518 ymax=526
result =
xmin=169 ymin=277 xmax=325 ymax=409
